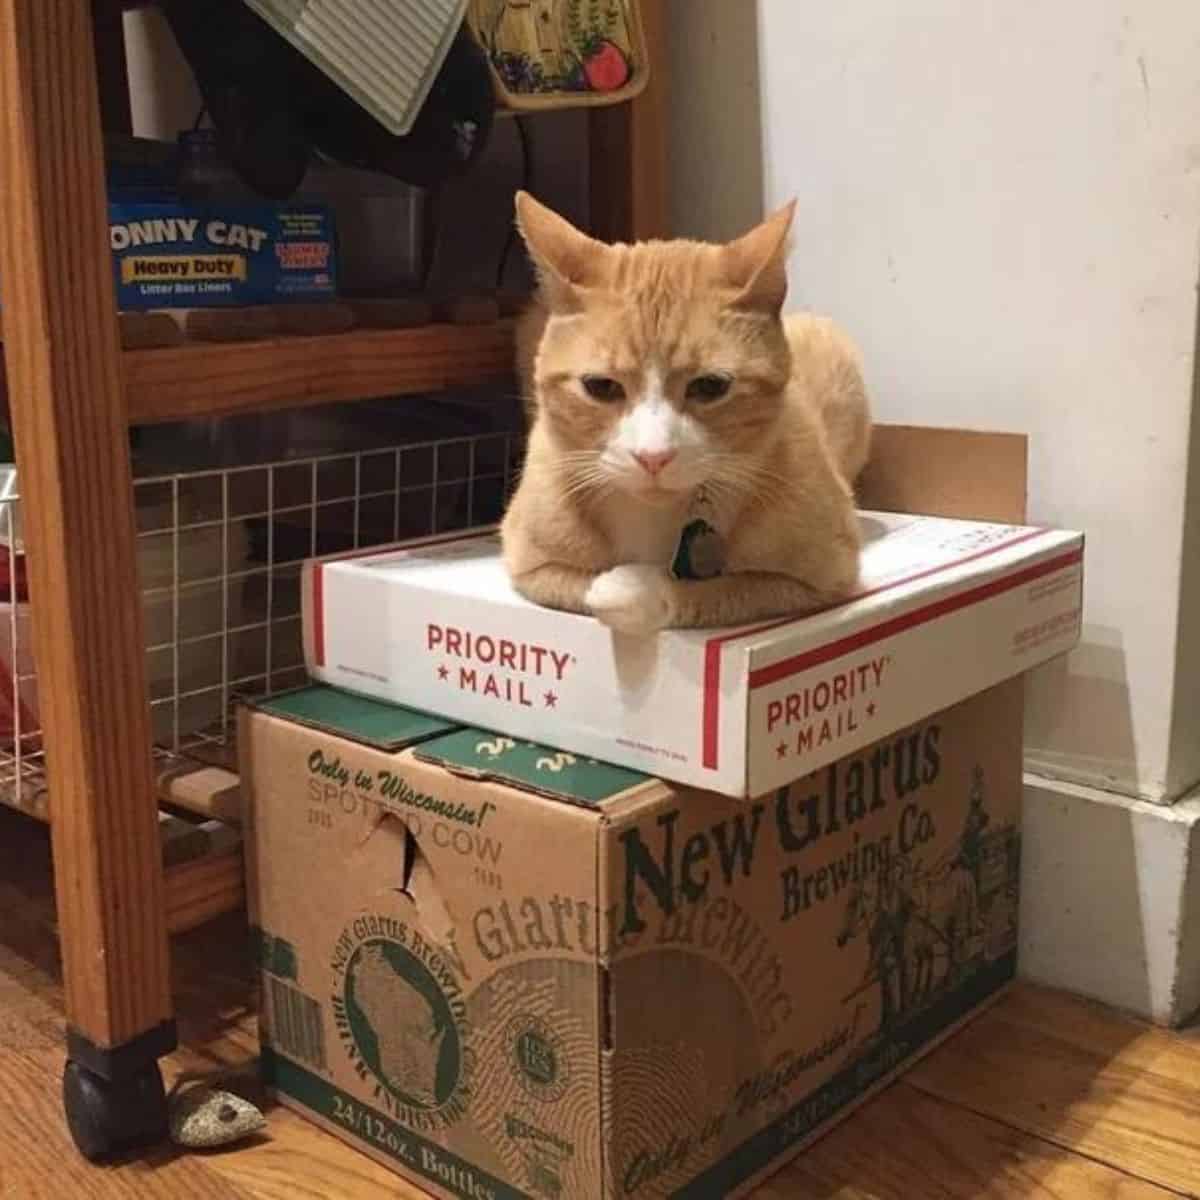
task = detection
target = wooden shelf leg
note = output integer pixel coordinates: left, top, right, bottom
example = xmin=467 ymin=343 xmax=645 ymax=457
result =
xmin=0 ymin=0 xmax=174 ymax=1159
xmin=587 ymin=0 xmax=668 ymax=243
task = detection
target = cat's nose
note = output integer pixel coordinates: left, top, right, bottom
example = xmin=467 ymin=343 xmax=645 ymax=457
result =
xmin=632 ymin=449 xmax=677 ymax=476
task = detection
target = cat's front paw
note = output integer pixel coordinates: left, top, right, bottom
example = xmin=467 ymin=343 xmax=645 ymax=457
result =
xmin=585 ymin=565 xmax=676 ymax=636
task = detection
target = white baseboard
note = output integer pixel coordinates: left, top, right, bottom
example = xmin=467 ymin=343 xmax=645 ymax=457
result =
xmin=1020 ymin=773 xmax=1200 ymax=1026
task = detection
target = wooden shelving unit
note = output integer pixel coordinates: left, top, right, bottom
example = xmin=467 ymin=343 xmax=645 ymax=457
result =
xmin=0 ymin=0 xmax=666 ymax=1165
xmin=125 ymin=321 xmax=516 ymax=423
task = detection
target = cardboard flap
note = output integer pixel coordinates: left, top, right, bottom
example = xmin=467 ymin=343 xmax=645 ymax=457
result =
xmin=860 ymin=426 xmax=1028 ymax=524
xmin=414 ymin=728 xmax=650 ymax=807
xmin=253 ymin=685 xmax=456 ymax=751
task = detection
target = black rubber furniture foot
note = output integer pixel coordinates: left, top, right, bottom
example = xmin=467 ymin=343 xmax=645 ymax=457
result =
xmin=61 ymin=1021 xmax=176 ymax=1160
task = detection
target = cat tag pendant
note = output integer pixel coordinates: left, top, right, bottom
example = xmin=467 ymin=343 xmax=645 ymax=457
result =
xmin=671 ymin=518 xmax=725 ymax=581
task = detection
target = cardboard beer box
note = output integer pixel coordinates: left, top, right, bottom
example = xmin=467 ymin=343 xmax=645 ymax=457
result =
xmin=244 ymin=678 xmax=1026 ymax=1199
xmin=302 ymin=510 xmax=1083 ymax=796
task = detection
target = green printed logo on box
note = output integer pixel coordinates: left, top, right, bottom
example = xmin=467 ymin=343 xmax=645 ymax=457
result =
xmin=331 ymin=913 xmax=474 ymax=1133
xmin=418 ymin=728 xmax=649 ymax=806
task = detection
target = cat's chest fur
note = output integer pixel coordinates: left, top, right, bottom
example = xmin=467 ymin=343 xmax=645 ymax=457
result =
xmin=594 ymin=492 xmax=695 ymax=566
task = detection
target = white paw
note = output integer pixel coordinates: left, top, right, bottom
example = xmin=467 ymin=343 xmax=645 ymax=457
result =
xmin=585 ymin=565 xmax=675 ymax=636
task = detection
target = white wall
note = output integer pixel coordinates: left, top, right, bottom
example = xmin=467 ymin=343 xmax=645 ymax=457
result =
xmin=1020 ymin=776 xmax=1200 ymax=1025
xmin=666 ymin=1 xmax=765 ymax=241
xmin=745 ymin=0 xmax=1200 ymax=802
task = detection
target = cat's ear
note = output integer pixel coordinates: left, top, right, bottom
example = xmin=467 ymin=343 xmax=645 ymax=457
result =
xmin=723 ymin=200 xmax=796 ymax=313
xmin=515 ymin=190 xmax=605 ymax=311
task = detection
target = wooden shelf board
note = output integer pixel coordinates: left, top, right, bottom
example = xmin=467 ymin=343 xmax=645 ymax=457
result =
xmin=0 ymin=802 xmax=243 ymax=937
xmin=122 ymin=320 xmax=516 ymax=425
xmin=165 ymin=847 xmax=244 ymax=935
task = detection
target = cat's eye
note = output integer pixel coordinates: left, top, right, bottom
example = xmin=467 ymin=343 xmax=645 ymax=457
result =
xmin=686 ymin=374 xmax=733 ymax=402
xmin=582 ymin=375 xmax=626 ymax=402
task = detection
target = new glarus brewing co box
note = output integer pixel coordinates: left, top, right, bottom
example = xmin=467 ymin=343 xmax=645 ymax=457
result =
xmin=244 ymin=679 xmax=1025 ymax=1199
xmin=302 ymin=511 xmax=1083 ymax=797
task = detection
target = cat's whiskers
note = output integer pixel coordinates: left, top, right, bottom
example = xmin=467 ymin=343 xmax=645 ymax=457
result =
xmin=698 ymin=474 xmax=747 ymax=505
xmin=559 ymin=459 xmax=618 ymax=504
xmin=704 ymin=453 xmax=795 ymax=497
xmin=560 ymin=471 xmax=604 ymax=497
xmin=699 ymin=455 xmax=769 ymax=499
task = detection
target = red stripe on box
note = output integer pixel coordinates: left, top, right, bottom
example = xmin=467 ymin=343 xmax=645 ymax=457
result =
xmin=699 ymin=542 xmax=1081 ymax=772
xmin=309 ymin=527 xmax=497 ymax=669
xmin=750 ymin=548 xmax=1082 ymax=689
xmin=706 ymin=527 xmax=1051 ymax=659
xmin=702 ymin=639 xmax=723 ymax=770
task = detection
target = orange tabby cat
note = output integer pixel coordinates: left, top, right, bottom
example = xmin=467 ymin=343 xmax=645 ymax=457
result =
xmin=501 ymin=192 xmax=871 ymax=635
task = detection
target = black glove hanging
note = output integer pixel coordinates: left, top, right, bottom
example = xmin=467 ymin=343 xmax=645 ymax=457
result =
xmin=161 ymin=0 xmax=495 ymax=201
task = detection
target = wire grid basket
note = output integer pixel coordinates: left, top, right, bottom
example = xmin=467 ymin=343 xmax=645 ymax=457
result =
xmin=0 ymin=428 xmax=525 ymax=819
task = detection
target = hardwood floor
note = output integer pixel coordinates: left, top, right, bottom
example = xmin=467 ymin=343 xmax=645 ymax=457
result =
xmin=0 ymin=807 xmax=1196 ymax=1200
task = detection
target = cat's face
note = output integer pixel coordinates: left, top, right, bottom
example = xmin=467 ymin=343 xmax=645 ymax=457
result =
xmin=518 ymin=195 xmax=795 ymax=506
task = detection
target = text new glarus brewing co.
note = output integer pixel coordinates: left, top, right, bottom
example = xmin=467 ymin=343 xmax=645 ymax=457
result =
xmin=618 ymin=721 xmax=942 ymax=933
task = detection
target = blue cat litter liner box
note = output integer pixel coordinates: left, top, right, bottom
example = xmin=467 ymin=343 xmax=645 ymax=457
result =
xmin=108 ymin=202 xmax=338 ymax=309
xmin=0 ymin=137 xmax=339 ymax=316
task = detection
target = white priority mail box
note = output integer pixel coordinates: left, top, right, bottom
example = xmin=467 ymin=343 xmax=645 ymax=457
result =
xmin=302 ymin=510 xmax=1083 ymax=797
